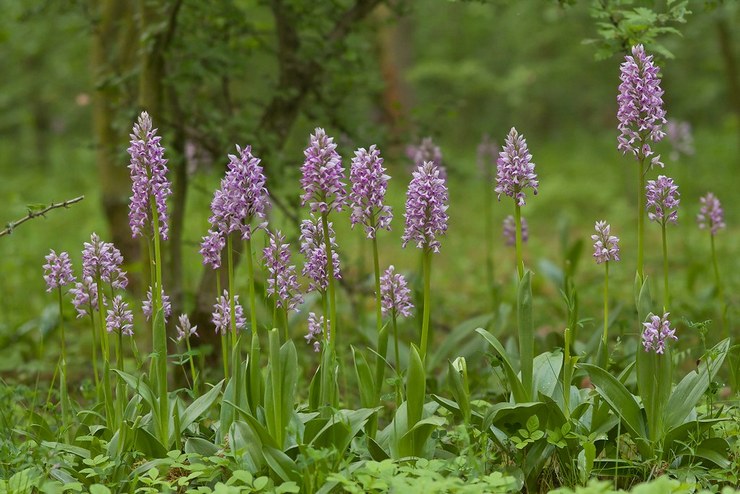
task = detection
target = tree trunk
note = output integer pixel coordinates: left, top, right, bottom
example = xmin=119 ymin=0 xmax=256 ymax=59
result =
xmin=716 ymin=17 xmax=740 ymax=146
xmin=90 ymin=1 xmax=141 ymax=295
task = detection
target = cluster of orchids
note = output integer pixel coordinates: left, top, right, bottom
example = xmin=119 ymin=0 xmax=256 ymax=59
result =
xmin=41 ymin=45 xmax=729 ymax=450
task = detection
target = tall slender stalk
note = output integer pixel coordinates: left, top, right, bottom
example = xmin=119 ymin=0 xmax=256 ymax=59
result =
xmin=227 ymin=235 xmax=237 ymax=345
xmin=57 ymin=289 xmax=70 ymax=442
xmin=185 ymin=334 xmax=198 ymax=396
xmin=95 ymin=276 xmax=114 ymax=430
xmin=661 ymin=223 xmax=669 ymax=311
xmin=245 ymin=238 xmax=258 ymax=336
xmin=420 ymin=249 xmax=432 ymax=361
xmin=217 ymin=273 xmax=228 ymax=379
xmin=710 ymin=234 xmax=726 ymax=337
xmin=321 ymin=214 xmax=338 ymax=350
xmin=391 ymin=312 xmax=403 ymax=405
xmin=637 ymin=158 xmax=646 ymax=281
xmin=87 ymin=310 xmax=101 ymax=397
xmin=514 ymin=204 xmax=524 ymax=280
xmin=371 ymin=235 xmax=386 ymax=399
xmin=602 ymin=261 xmax=610 ymax=368
xmin=151 ymin=210 xmax=169 ymax=447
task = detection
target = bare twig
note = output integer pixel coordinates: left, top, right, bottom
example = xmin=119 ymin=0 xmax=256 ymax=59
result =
xmin=0 ymin=195 xmax=85 ymax=238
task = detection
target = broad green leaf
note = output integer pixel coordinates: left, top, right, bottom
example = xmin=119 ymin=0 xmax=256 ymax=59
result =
xmin=636 ymin=337 xmax=672 ymax=442
xmin=406 ymin=344 xmax=426 ymax=429
xmin=579 ymin=363 xmax=648 ymax=447
xmin=263 ymin=446 xmax=301 ymax=484
xmin=447 ymin=358 xmax=470 ymax=422
xmin=352 ymin=346 xmax=376 ymax=408
xmin=398 ymin=416 xmax=445 ymax=458
xmin=665 ymin=338 xmax=730 ymax=430
xmin=475 ymin=328 xmax=528 ymax=402
xmin=533 ymin=351 xmax=562 ymax=398
xmin=184 ymin=437 xmax=219 ymax=457
xmin=224 ymin=399 xmax=279 ymax=449
xmin=180 ymin=380 xmax=224 ymax=434
xmin=309 ymin=408 xmax=379 ymax=455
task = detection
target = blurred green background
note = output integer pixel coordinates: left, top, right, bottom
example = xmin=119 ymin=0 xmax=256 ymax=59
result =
xmin=0 ymin=0 xmax=737 ymax=378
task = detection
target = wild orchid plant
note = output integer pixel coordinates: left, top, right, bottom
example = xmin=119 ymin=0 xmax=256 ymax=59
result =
xmin=645 ymin=175 xmax=680 ymax=310
xmin=494 ymin=127 xmax=538 ymax=397
xmin=617 ymin=44 xmax=666 ymax=281
xmin=300 ymin=128 xmax=346 ymax=408
xmin=127 ymin=111 xmax=171 ymax=445
xmin=31 ymin=43 xmax=736 ymax=490
xmin=697 ymin=192 xmax=727 ymax=333
xmin=592 ymin=220 xmax=620 ymax=368
xmin=42 ymin=250 xmax=75 ymax=441
xmin=402 ymin=160 xmax=449 ymax=362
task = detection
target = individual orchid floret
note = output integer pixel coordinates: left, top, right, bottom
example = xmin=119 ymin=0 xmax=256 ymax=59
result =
xmin=646 ymin=175 xmax=680 ymax=225
xmin=348 ymin=145 xmax=393 ymax=239
xmin=300 ymin=128 xmax=346 ymax=214
xmin=641 ymin=312 xmax=677 ymax=354
xmin=106 ymin=295 xmax=134 ymax=336
xmin=697 ymin=193 xmax=725 ymax=236
xmin=617 ymin=44 xmax=667 ymax=169
xmin=495 ymin=128 xmax=538 ymax=206
xmin=263 ymin=229 xmax=304 ymax=313
xmin=401 ymin=161 xmax=449 ymax=253
xmin=379 ymin=265 xmax=413 ymax=318
xmin=305 ymin=312 xmax=326 ymax=353
xmin=208 ymin=145 xmax=270 ymax=240
xmin=592 ymin=221 xmax=620 ymax=264
xmin=43 ymin=250 xmax=76 ymax=292
xmin=81 ymin=233 xmax=128 ymax=289
xmin=69 ymin=276 xmax=98 ymax=318
xmin=477 ymin=134 xmax=498 ymax=182
xmin=176 ymin=314 xmax=199 ymax=342
xmin=665 ymin=119 xmax=694 ymax=161
xmin=142 ymin=286 xmax=172 ymax=322
xmin=503 ymin=215 xmax=529 ymax=247
xmin=127 ymin=111 xmax=172 ymax=240
xmin=211 ymin=290 xmax=247 ymax=335
xmin=199 ymin=230 xmax=225 ymax=269
xmin=299 ymin=214 xmax=342 ymax=292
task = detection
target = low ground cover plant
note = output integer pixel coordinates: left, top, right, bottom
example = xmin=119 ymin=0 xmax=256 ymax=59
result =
xmin=1 ymin=43 xmax=737 ymax=494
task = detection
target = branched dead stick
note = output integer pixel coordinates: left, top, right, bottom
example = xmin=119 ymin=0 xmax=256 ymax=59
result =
xmin=0 ymin=195 xmax=85 ymax=238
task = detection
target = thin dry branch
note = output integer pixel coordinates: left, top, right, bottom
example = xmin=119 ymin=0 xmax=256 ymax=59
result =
xmin=0 ymin=195 xmax=85 ymax=238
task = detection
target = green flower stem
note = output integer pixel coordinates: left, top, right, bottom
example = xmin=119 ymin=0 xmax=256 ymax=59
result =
xmin=115 ymin=329 xmax=124 ymax=424
xmin=603 ymin=261 xmax=609 ymax=355
xmin=245 ymin=238 xmax=258 ymax=336
xmin=227 ymin=234 xmax=237 ymax=346
xmin=95 ymin=275 xmax=114 ymax=430
xmin=321 ymin=214 xmax=338 ymax=350
xmin=710 ymin=233 xmax=727 ymax=337
xmin=57 ymin=288 xmax=70 ymax=442
xmin=661 ymin=223 xmax=669 ymax=311
xmin=87 ymin=310 xmax=101 ymax=398
xmin=372 ymin=236 xmax=386 ymax=401
xmin=514 ymin=204 xmax=524 ymax=280
xmin=420 ymin=248 xmax=432 ymax=361
xmin=391 ymin=311 xmax=403 ymax=405
xmin=563 ymin=326 xmax=572 ymax=419
xmin=151 ymin=209 xmax=169 ymax=447
xmin=637 ymin=157 xmax=646 ymax=281
xmin=185 ymin=335 xmax=198 ymax=396
xmin=245 ymin=237 xmax=262 ymax=409
xmin=216 ymin=272 xmax=228 ymax=379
